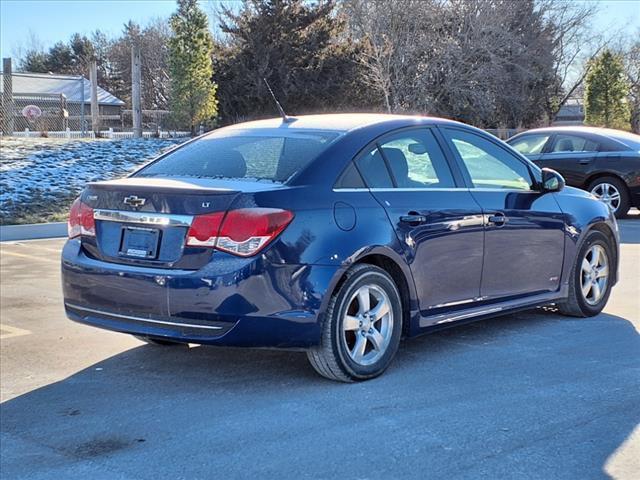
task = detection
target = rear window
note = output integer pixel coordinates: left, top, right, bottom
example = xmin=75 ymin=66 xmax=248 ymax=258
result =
xmin=612 ymin=135 xmax=640 ymax=151
xmin=136 ymin=129 xmax=339 ymax=183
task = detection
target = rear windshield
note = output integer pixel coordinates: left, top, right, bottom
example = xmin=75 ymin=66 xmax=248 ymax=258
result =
xmin=136 ymin=129 xmax=340 ymax=183
xmin=613 ymin=135 xmax=640 ymax=151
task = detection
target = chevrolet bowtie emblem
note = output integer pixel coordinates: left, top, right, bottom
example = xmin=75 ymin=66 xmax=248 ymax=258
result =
xmin=123 ymin=195 xmax=146 ymax=207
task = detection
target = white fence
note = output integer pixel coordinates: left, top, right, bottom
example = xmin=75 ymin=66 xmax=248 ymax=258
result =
xmin=2 ymin=128 xmax=191 ymax=139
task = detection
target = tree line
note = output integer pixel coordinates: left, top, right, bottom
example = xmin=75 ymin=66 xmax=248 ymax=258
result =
xmin=16 ymin=0 xmax=640 ymax=133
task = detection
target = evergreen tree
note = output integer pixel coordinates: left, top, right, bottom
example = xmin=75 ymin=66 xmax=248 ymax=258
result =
xmin=585 ymin=50 xmax=631 ymax=129
xmin=213 ymin=0 xmax=376 ymax=124
xmin=168 ymin=0 xmax=217 ymax=135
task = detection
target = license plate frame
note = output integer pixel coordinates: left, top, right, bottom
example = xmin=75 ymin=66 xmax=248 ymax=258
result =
xmin=119 ymin=226 xmax=160 ymax=259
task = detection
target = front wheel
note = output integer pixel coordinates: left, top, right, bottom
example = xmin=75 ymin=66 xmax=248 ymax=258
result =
xmin=307 ymin=264 xmax=403 ymax=382
xmin=558 ymin=230 xmax=614 ymax=317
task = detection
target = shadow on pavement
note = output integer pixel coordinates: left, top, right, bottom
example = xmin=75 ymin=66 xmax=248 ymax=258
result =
xmin=1 ymin=309 xmax=638 ymax=479
xmin=618 ymin=216 xmax=640 ymax=244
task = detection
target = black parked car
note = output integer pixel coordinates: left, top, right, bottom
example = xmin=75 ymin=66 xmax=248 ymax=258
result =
xmin=507 ymin=127 xmax=640 ymax=217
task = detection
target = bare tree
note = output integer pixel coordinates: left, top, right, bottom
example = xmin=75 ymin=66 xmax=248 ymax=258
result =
xmin=344 ymin=0 xmax=558 ymax=128
xmin=108 ymin=19 xmax=171 ymax=110
xmin=622 ymin=34 xmax=640 ymax=133
xmin=536 ymin=0 xmax=606 ymax=124
xmin=342 ymin=0 xmax=434 ymax=113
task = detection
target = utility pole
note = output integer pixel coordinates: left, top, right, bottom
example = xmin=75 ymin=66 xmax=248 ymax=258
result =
xmin=89 ymin=60 xmax=99 ymax=136
xmin=2 ymin=58 xmax=14 ymax=135
xmin=131 ymin=42 xmax=142 ymax=138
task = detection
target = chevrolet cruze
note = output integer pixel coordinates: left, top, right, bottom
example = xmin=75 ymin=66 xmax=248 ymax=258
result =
xmin=62 ymin=114 xmax=619 ymax=382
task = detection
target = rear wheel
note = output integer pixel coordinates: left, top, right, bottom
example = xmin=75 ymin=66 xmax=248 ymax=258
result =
xmin=557 ymin=230 xmax=614 ymax=317
xmin=307 ymin=264 xmax=403 ymax=382
xmin=134 ymin=335 xmax=181 ymax=346
xmin=588 ymin=176 xmax=630 ymax=218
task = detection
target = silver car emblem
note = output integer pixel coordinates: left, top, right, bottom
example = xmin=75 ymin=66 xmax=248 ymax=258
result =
xmin=123 ymin=195 xmax=146 ymax=207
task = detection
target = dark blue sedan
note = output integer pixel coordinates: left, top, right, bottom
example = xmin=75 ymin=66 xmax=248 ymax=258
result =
xmin=62 ymin=114 xmax=620 ymax=381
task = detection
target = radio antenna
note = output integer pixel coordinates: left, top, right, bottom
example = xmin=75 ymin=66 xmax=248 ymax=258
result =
xmin=263 ymin=78 xmax=294 ymax=123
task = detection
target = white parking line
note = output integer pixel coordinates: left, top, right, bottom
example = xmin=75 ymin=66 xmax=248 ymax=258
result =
xmin=11 ymin=242 xmax=63 ymax=254
xmin=0 ymin=324 xmax=32 ymax=340
xmin=0 ymin=250 xmax=60 ymax=264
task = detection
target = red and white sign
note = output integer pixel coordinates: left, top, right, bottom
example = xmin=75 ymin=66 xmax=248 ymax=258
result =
xmin=21 ymin=105 xmax=42 ymax=121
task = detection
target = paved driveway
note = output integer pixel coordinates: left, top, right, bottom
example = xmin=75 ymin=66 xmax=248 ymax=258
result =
xmin=1 ymin=219 xmax=639 ymax=479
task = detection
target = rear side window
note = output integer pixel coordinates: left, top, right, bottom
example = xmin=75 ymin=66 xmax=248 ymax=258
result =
xmin=378 ymin=129 xmax=455 ymax=188
xmin=355 ymin=147 xmax=394 ymax=188
xmin=137 ymin=130 xmax=339 ymax=183
xmin=509 ymin=134 xmax=550 ymax=155
xmin=354 ymin=128 xmax=455 ymax=189
xmin=551 ymin=134 xmax=599 ymax=153
xmin=335 ymin=163 xmax=366 ymax=188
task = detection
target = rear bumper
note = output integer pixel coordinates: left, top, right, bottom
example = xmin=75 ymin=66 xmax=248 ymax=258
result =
xmin=62 ymin=239 xmax=340 ymax=348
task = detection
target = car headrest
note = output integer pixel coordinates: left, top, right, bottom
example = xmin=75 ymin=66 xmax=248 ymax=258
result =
xmin=556 ymin=138 xmax=574 ymax=152
xmin=381 ymin=147 xmax=409 ymax=185
xmin=214 ymin=150 xmax=247 ymax=178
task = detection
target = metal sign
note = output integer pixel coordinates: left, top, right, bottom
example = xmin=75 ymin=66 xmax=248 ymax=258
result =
xmin=21 ymin=105 xmax=42 ymax=121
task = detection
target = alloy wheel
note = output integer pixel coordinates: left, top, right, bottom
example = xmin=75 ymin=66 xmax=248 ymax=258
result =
xmin=580 ymin=245 xmax=609 ymax=306
xmin=590 ymin=183 xmax=621 ymax=213
xmin=342 ymin=284 xmax=394 ymax=366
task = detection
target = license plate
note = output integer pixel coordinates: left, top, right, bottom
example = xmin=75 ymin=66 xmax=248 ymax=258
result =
xmin=120 ymin=227 xmax=160 ymax=259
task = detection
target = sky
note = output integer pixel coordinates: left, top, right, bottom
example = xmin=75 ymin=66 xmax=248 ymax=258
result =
xmin=0 ymin=0 xmax=639 ymax=60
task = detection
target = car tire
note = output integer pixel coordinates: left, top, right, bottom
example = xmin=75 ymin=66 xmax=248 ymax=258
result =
xmin=306 ymin=264 xmax=403 ymax=382
xmin=588 ymin=176 xmax=630 ymax=218
xmin=134 ymin=335 xmax=181 ymax=346
xmin=557 ymin=230 xmax=614 ymax=317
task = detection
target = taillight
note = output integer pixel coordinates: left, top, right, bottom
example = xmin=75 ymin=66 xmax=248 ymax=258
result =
xmin=185 ymin=212 xmax=226 ymax=247
xmin=68 ymin=197 xmax=96 ymax=238
xmin=186 ymin=208 xmax=294 ymax=257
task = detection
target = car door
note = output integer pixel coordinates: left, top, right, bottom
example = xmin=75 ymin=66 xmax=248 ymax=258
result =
xmin=536 ymin=133 xmax=600 ymax=187
xmin=353 ymin=127 xmax=485 ymax=316
xmin=440 ymin=127 xmax=565 ymax=300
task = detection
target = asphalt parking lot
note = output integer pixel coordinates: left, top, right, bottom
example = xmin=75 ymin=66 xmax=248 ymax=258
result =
xmin=1 ymin=218 xmax=639 ymax=479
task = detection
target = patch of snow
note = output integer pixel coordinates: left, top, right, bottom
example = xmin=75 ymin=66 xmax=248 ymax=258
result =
xmin=0 ymin=137 xmax=187 ymax=216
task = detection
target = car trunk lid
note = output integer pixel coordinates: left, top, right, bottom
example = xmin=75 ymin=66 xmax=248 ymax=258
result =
xmin=80 ymin=177 xmax=242 ymax=269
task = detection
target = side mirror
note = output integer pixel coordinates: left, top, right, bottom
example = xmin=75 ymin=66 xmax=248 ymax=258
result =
xmin=541 ymin=168 xmax=565 ymax=192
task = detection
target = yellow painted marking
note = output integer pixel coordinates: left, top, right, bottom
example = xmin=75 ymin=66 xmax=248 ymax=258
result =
xmin=0 ymin=324 xmax=32 ymax=340
xmin=0 ymin=250 xmax=60 ymax=264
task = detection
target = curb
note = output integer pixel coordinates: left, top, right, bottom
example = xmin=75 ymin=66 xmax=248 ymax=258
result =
xmin=0 ymin=222 xmax=67 ymax=242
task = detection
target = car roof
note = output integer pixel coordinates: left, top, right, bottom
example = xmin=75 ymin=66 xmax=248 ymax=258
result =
xmin=513 ymin=126 xmax=640 ymax=144
xmin=220 ymin=113 xmax=465 ymax=133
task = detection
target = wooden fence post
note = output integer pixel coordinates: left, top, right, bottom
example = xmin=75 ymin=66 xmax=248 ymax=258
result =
xmin=2 ymin=58 xmax=14 ymax=135
xmin=90 ymin=60 xmax=99 ymax=136
xmin=131 ymin=43 xmax=142 ymax=138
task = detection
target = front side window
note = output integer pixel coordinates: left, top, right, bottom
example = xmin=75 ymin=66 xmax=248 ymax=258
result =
xmin=551 ymin=134 xmax=599 ymax=153
xmin=509 ymin=134 xmax=550 ymax=155
xmin=443 ymin=129 xmax=533 ymax=190
xmin=136 ymin=129 xmax=339 ymax=183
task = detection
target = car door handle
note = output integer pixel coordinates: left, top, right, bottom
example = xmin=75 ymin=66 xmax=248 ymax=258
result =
xmin=400 ymin=214 xmax=427 ymax=225
xmin=487 ymin=213 xmax=507 ymax=226
xmin=578 ymin=158 xmax=593 ymax=165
